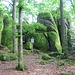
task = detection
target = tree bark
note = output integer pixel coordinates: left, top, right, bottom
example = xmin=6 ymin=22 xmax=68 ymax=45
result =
xmin=12 ymin=0 xmax=17 ymax=53
xmin=60 ymin=0 xmax=68 ymax=52
xmin=18 ymin=7 xmax=24 ymax=71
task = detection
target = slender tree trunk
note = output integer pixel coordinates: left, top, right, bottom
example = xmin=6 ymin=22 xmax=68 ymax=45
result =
xmin=67 ymin=19 xmax=72 ymax=50
xmin=12 ymin=0 xmax=17 ymax=53
xmin=18 ymin=7 xmax=24 ymax=71
xmin=60 ymin=0 xmax=68 ymax=52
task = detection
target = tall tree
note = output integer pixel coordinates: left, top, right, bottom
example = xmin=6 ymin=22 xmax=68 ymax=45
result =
xmin=17 ymin=0 xmax=24 ymax=71
xmin=12 ymin=0 xmax=17 ymax=53
xmin=60 ymin=0 xmax=68 ymax=52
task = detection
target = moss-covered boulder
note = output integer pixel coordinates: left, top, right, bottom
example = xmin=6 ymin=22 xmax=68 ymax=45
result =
xmin=42 ymin=54 xmax=51 ymax=60
xmin=25 ymin=42 xmax=33 ymax=50
xmin=37 ymin=12 xmax=62 ymax=52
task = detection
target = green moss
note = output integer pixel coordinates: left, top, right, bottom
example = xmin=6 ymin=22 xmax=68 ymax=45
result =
xmin=60 ymin=72 xmax=70 ymax=75
xmin=49 ymin=52 xmax=64 ymax=57
xmin=16 ymin=61 xmax=25 ymax=71
xmin=49 ymin=59 xmax=55 ymax=62
xmin=25 ymin=42 xmax=33 ymax=50
xmin=1 ymin=16 xmax=13 ymax=50
xmin=39 ymin=61 xmax=48 ymax=65
xmin=48 ymin=25 xmax=62 ymax=52
xmin=38 ymin=12 xmax=50 ymax=19
xmin=23 ymin=50 xmax=31 ymax=55
xmin=57 ymin=61 xmax=64 ymax=66
xmin=0 ymin=17 xmax=3 ymax=43
xmin=42 ymin=54 xmax=51 ymax=60
xmin=64 ymin=59 xmax=75 ymax=66
xmin=0 ymin=54 xmax=10 ymax=61
xmin=0 ymin=53 xmax=17 ymax=61
xmin=34 ymin=33 xmax=47 ymax=51
xmin=9 ymin=53 xmax=17 ymax=60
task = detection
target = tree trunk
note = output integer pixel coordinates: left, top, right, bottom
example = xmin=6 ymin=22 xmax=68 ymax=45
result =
xmin=60 ymin=0 xmax=68 ymax=52
xmin=12 ymin=0 xmax=17 ymax=53
xmin=17 ymin=7 xmax=24 ymax=71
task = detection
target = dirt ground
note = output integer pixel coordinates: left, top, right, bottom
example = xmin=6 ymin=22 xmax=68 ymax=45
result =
xmin=0 ymin=53 xmax=75 ymax=75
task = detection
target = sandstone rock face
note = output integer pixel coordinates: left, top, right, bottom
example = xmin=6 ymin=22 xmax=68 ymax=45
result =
xmin=37 ymin=12 xmax=54 ymax=26
xmin=37 ymin=12 xmax=71 ymax=51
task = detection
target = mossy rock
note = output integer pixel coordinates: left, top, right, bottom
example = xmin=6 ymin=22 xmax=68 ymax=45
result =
xmin=42 ymin=54 xmax=51 ymax=60
xmin=38 ymin=12 xmax=50 ymax=19
xmin=57 ymin=61 xmax=64 ymax=66
xmin=25 ymin=42 xmax=33 ymax=50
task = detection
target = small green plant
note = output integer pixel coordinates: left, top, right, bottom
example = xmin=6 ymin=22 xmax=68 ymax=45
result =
xmin=57 ymin=61 xmax=64 ymax=66
xmin=49 ymin=59 xmax=55 ymax=62
xmin=64 ymin=59 xmax=75 ymax=66
xmin=0 ymin=53 xmax=17 ymax=61
xmin=16 ymin=62 xmax=25 ymax=71
xmin=3 ymin=47 xmax=7 ymax=50
xmin=25 ymin=42 xmax=33 ymax=50
xmin=9 ymin=53 xmax=17 ymax=60
xmin=42 ymin=54 xmax=51 ymax=60
xmin=0 ymin=54 xmax=10 ymax=61
xmin=39 ymin=61 xmax=48 ymax=65
xmin=60 ymin=72 xmax=70 ymax=75
xmin=60 ymin=53 xmax=68 ymax=59
xmin=23 ymin=50 xmax=31 ymax=55
xmin=33 ymin=50 xmax=40 ymax=54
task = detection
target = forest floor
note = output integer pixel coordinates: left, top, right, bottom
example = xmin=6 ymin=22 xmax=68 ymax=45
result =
xmin=0 ymin=51 xmax=75 ymax=75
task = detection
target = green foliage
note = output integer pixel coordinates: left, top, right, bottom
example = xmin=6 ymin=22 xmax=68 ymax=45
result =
xmin=18 ymin=0 xmax=25 ymax=8
xmin=42 ymin=54 xmax=51 ymax=60
xmin=25 ymin=42 xmax=33 ymax=50
xmin=60 ymin=53 xmax=68 ymax=59
xmin=0 ymin=16 xmax=3 ymax=43
xmin=38 ymin=12 xmax=62 ymax=52
xmin=57 ymin=61 xmax=64 ymax=66
xmin=49 ymin=52 xmax=64 ymax=57
xmin=32 ymin=22 xmax=46 ymax=32
xmin=0 ymin=53 xmax=10 ymax=61
xmin=33 ymin=49 xmax=40 ymax=54
xmin=23 ymin=50 xmax=32 ymax=55
xmin=0 ymin=53 xmax=17 ymax=61
xmin=16 ymin=61 xmax=25 ymax=71
xmin=23 ymin=22 xmax=47 ymax=51
xmin=49 ymin=59 xmax=55 ymax=62
xmin=0 ymin=2 xmax=7 ymax=16
xmin=60 ymin=72 xmax=70 ymax=75
xmin=38 ymin=12 xmax=51 ymax=19
xmin=0 ymin=52 xmax=3 ymax=59
xmin=22 ymin=22 xmax=35 ymax=33
xmin=1 ymin=16 xmax=13 ymax=50
xmin=64 ymin=59 xmax=75 ymax=66
xmin=39 ymin=61 xmax=48 ymax=65
xmin=9 ymin=53 xmax=17 ymax=60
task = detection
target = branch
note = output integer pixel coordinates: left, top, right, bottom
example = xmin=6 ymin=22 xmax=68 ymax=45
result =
xmin=3 ymin=0 xmax=13 ymax=6
xmin=69 ymin=0 xmax=75 ymax=8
